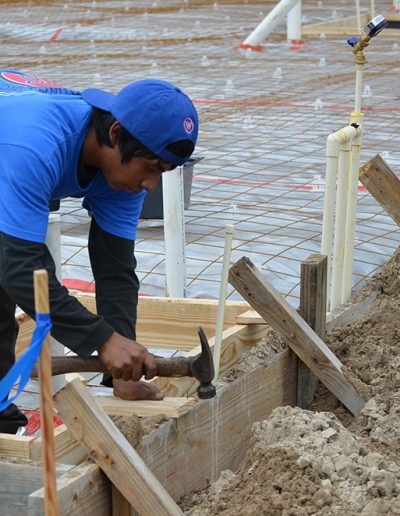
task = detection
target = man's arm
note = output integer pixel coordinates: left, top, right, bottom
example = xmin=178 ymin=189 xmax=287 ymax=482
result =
xmin=87 ymin=217 xmax=139 ymax=386
xmin=0 ymin=231 xmax=115 ymax=358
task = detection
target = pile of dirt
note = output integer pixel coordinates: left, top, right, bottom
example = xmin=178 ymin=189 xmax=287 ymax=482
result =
xmin=182 ymin=407 xmax=400 ymax=515
xmin=182 ymin=247 xmax=400 ymax=514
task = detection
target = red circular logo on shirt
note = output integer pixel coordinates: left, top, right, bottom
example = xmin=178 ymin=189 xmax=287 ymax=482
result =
xmin=1 ymin=71 xmax=65 ymax=88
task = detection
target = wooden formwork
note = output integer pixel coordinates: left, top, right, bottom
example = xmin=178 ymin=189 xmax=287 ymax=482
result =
xmin=0 ymin=256 xmax=374 ymax=514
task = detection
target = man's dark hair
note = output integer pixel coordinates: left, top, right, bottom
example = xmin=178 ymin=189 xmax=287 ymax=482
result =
xmin=90 ymin=108 xmax=194 ymax=164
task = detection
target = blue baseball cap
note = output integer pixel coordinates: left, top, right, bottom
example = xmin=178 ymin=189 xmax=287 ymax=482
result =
xmin=82 ymin=79 xmax=198 ymax=166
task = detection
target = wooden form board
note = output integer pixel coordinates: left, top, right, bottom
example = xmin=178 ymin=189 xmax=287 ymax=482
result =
xmin=55 ymin=378 xmax=183 ymax=516
xmin=16 ymin=295 xmax=249 ymax=356
xmin=359 ymin=154 xmax=400 ymax=227
xmin=229 ymin=257 xmax=365 ymax=416
xmin=0 ymin=460 xmax=81 ymax=515
xmin=297 ymin=254 xmax=327 ymax=409
xmin=77 ymin=294 xmax=249 ymax=350
xmin=137 ymin=349 xmax=297 ymax=501
xmin=149 ymin=323 xmax=269 ymax=397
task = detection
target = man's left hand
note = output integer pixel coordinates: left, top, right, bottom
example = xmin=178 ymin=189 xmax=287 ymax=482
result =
xmin=112 ymin=378 xmax=164 ymax=401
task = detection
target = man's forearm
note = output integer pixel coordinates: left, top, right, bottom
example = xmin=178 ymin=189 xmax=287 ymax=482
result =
xmin=0 ymin=232 xmax=114 ymax=358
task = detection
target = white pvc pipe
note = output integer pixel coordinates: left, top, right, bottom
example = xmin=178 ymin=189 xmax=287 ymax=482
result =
xmin=355 ymin=0 xmax=362 ymax=33
xmin=321 ymin=126 xmax=358 ymax=309
xmin=342 ymin=129 xmax=363 ymax=303
xmin=213 ymin=225 xmax=235 ymax=380
xmin=331 ymin=142 xmax=352 ymax=310
xmin=45 ymin=214 xmax=65 ymax=393
xmin=242 ymin=0 xmax=300 ymax=48
xmin=162 ymin=168 xmax=186 ymax=298
xmin=354 ymin=64 xmax=363 ymax=114
xmin=287 ymin=0 xmax=302 ymax=42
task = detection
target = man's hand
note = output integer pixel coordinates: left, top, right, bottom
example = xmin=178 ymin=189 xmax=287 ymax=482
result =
xmin=98 ymin=332 xmax=157 ymax=382
xmin=112 ymin=378 xmax=164 ymax=401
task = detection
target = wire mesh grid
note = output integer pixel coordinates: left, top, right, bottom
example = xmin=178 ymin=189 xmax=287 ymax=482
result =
xmin=1 ymin=0 xmax=400 ymax=308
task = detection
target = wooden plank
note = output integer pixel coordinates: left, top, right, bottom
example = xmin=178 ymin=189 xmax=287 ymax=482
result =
xmin=149 ymin=323 xmax=269 ymax=397
xmin=97 ymin=396 xmax=196 ymax=418
xmin=302 ymin=13 xmax=369 ymax=35
xmin=55 ymin=378 xmax=183 ymax=516
xmin=28 ymin=462 xmax=111 ymax=516
xmin=327 ymin=292 xmax=379 ymax=330
xmin=112 ymin=486 xmax=132 ymax=516
xmin=235 ymin=309 xmax=265 ymax=324
xmin=228 ymin=257 xmax=365 ymax=416
xmin=359 ymin=154 xmax=400 ymax=227
xmin=0 ymin=433 xmax=35 ymax=459
xmin=31 ymin=424 xmax=87 ymax=465
xmin=0 ymin=461 xmax=70 ymax=515
xmin=297 ymin=254 xmax=327 ymax=408
xmin=77 ymin=294 xmax=249 ymax=350
xmin=137 ymin=349 xmax=297 ymax=501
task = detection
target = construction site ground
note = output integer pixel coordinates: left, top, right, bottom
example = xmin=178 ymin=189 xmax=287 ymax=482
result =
xmin=1 ymin=0 xmax=400 ymax=514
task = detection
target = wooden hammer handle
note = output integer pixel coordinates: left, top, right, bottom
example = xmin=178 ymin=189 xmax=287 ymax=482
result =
xmin=33 ymin=355 xmax=192 ymax=378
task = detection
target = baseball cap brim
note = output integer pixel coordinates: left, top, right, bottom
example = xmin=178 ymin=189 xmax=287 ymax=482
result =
xmin=81 ymin=88 xmax=115 ymax=111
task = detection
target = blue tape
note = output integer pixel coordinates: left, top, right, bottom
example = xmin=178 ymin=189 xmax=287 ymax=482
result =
xmin=0 ymin=313 xmax=52 ymax=412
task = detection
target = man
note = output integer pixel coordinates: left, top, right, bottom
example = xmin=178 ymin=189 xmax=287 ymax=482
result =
xmin=0 ymin=70 xmax=199 ymax=433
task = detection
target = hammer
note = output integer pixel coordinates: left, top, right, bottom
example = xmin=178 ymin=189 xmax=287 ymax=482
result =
xmin=32 ymin=326 xmax=216 ymax=399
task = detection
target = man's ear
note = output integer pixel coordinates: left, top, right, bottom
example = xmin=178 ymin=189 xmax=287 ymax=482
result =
xmin=108 ymin=121 xmax=122 ymax=147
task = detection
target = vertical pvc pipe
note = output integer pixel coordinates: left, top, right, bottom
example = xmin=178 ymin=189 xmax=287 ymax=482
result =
xmin=355 ymin=0 xmax=362 ymax=33
xmin=354 ymin=64 xmax=363 ymax=114
xmin=213 ymin=225 xmax=235 ymax=380
xmin=241 ymin=0 xmax=300 ymax=48
xmin=331 ymin=142 xmax=352 ymax=309
xmin=370 ymin=0 xmax=376 ymax=19
xmin=342 ymin=129 xmax=362 ymax=303
xmin=162 ymin=168 xmax=186 ymax=298
xmin=45 ymin=214 xmax=65 ymax=394
xmin=287 ymin=0 xmax=302 ymax=42
xmin=321 ymin=141 xmax=340 ymax=303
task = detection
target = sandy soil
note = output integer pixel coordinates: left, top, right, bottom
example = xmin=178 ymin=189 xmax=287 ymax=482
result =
xmin=181 ymin=248 xmax=400 ymax=515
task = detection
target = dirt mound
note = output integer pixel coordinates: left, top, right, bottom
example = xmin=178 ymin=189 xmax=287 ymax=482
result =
xmin=183 ymin=247 xmax=400 ymax=514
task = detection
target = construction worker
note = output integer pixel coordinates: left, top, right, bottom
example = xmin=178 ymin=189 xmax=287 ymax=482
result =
xmin=0 ymin=70 xmax=199 ymax=433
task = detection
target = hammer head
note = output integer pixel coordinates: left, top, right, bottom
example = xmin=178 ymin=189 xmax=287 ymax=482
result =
xmin=190 ymin=326 xmax=216 ymax=399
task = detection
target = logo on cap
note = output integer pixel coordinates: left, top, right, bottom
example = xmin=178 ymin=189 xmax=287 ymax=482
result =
xmin=183 ymin=117 xmax=194 ymax=134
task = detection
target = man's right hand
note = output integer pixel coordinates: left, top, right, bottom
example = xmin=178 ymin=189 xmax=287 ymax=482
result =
xmin=98 ymin=332 xmax=157 ymax=382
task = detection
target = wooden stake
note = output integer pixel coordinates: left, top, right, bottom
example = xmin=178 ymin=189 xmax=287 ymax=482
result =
xmin=228 ymin=257 xmax=365 ymax=416
xmin=55 ymin=378 xmax=183 ymax=516
xmin=297 ymin=254 xmax=327 ymax=408
xmin=34 ymin=269 xmax=58 ymax=516
xmin=359 ymin=154 xmax=400 ymax=226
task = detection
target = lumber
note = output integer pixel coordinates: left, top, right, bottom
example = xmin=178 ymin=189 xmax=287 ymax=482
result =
xmin=28 ymin=462 xmax=111 ymax=516
xmin=55 ymin=378 xmax=183 ymax=516
xmin=112 ymin=486 xmax=132 ymax=516
xmin=327 ymin=291 xmax=379 ymax=330
xmin=297 ymin=254 xmax=327 ymax=408
xmin=96 ymin=396 xmax=196 ymax=418
xmin=149 ymin=323 xmax=269 ymax=397
xmin=0 ymin=461 xmax=70 ymax=516
xmin=34 ymin=269 xmax=58 ymax=516
xmin=31 ymin=424 xmax=87 ymax=465
xmin=235 ymin=309 xmax=265 ymax=324
xmin=228 ymin=257 xmax=365 ymax=416
xmin=359 ymin=154 xmax=400 ymax=227
xmin=77 ymin=294 xmax=249 ymax=350
xmin=0 ymin=434 xmax=35 ymax=459
xmin=137 ymin=349 xmax=297 ymax=500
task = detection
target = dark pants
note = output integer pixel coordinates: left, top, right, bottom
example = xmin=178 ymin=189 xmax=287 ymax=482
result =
xmin=0 ymin=285 xmax=18 ymax=385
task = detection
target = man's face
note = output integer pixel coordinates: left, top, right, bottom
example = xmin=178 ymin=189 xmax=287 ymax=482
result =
xmin=103 ymin=154 xmax=174 ymax=193
xmin=101 ymin=121 xmax=176 ymax=193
